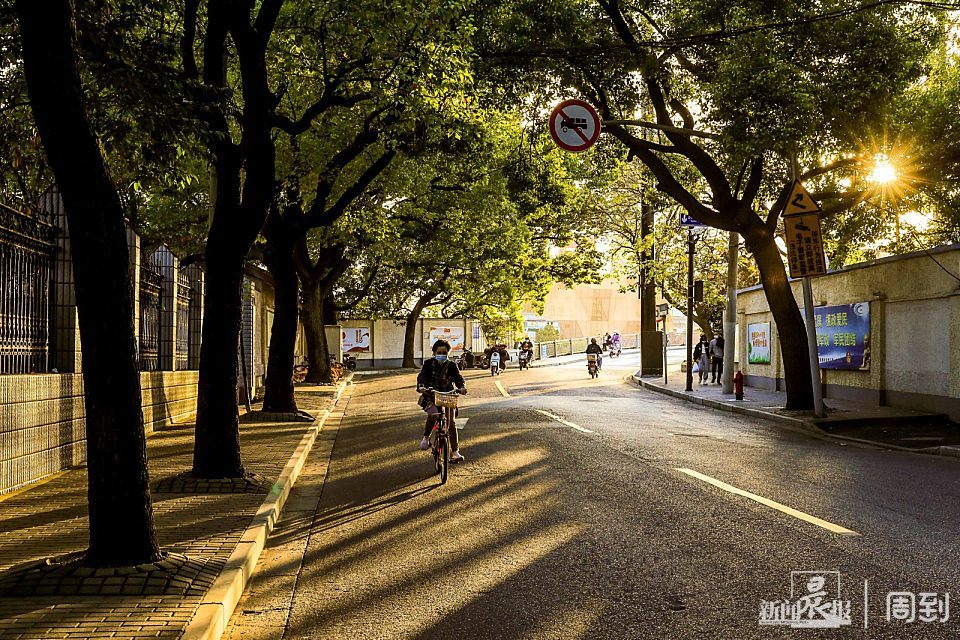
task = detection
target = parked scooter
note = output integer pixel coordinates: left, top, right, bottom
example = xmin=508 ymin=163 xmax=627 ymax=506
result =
xmin=343 ymin=353 xmax=357 ymax=370
xmin=586 ymin=353 xmax=600 ymax=379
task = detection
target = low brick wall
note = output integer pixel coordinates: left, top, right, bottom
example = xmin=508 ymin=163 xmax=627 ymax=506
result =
xmin=0 ymin=371 xmax=198 ymax=494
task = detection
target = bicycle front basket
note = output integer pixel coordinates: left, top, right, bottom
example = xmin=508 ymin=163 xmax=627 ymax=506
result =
xmin=434 ymin=391 xmax=460 ymax=409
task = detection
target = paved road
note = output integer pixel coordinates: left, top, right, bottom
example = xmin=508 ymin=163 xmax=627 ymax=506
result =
xmin=229 ymin=356 xmax=960 ymax=639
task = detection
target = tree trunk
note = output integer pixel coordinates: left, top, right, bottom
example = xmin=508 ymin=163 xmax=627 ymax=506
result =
xmin=746 ymin=229 xmax=814 ymax=410
xmin=16 ymin=0 xmax=160 ymax=566
xmin=192 ymin=228 xmax=246 ymax=477
xmin=402 ymin=292 xmax=433 ymax=368
xmin=302 ymin=280 xmax=334 ymax=384
xmin=322 ymin=292 xmax=338 ymax=325
xmin=261 ymin=214 xmax=299 ymax=413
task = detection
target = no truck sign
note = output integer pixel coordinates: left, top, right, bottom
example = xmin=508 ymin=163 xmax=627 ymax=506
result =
xmin=549 ymin=99 xmax=601 ymax=152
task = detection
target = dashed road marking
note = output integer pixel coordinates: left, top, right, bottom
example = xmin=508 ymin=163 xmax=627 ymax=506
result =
xmin=535 ymin=409 xmax=593 ymax=433
xmin=455 ymin=418 xmax=469 ymax=430
xmin=494 ymin=380 xmax=509 ymax=397
xmin=675 ymin=468 xmax=860 ymax=536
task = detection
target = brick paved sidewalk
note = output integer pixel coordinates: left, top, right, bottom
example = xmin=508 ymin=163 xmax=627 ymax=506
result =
xmin=0 ymin=385 xmax=342 ymax=640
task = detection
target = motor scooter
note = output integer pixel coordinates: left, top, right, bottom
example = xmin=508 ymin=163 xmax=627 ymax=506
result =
xmin=586 ymin=353 xmax=600 ymax=378
xmin=518 ymin=350 xmax=531 ymax=370
xmin=489 ymin=351 xmax=502 ymax=376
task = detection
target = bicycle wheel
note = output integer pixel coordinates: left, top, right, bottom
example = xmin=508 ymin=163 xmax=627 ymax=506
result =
xmin=439 ymin=434 xmax=449 ymax=484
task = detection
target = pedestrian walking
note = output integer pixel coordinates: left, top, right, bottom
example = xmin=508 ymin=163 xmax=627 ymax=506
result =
xmin=693 ymin=335 xmax=710 ymax=385
xmin=709 ymin=332 xmax=725 ymax=384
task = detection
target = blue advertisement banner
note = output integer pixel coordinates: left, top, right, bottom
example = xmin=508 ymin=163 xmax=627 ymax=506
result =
xmin=813 ymin=302 xmax=871 ymax=370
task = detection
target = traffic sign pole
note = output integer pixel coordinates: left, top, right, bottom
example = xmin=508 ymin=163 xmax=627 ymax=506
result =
xmin=803 ymin=277 xmax=825 ymax=418
xmin=784 ymin=174 xmax=827 ymax=419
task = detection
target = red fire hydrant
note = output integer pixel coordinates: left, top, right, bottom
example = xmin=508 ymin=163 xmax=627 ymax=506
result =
xmin=734 ymin=370 xmax=744 ymax=401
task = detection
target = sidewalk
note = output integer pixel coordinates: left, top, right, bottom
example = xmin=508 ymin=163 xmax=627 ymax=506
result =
xmin=632 ymin=371 xmax=960 ymax=457
xmin=0 ymin=381 xmax=349 ymax=640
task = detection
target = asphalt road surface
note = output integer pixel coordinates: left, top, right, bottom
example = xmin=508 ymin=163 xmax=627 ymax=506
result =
xmin=236 ymin=352 xmax=960 ymax=639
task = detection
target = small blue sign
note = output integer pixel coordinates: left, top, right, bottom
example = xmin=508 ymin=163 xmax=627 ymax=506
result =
xmin=679 ymin=213 xmax=707 ymax=227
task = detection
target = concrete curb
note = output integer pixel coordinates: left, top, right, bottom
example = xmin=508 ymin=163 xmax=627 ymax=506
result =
xmin=629 ymin=374 xmax=960 ymax=460
xmin=180 ymin=374 xmax=353 ymax=640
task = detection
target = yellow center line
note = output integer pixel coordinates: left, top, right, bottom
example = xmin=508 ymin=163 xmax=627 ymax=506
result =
xmin=675 ymin=468 xmax=860 ymax=536
xmin=494 ymin=380 xmax=509 ymax=397
xmin=536 ymin=409 xmax=593 ymax=433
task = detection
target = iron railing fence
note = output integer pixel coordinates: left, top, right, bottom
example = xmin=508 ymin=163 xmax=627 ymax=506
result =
xmin=533 ymin=333 xmax=643 ymax=361
xmin=138 ymin=256 xmax=163 ymax=371
xmin=0 ymin=204 xmax=55 ymax=374
xmin=175 ymin=270 xmax=191 ymax=370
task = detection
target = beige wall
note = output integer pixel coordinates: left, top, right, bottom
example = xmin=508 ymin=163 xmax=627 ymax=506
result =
xmin=737 ymin=244 xmax=960 ymax=417
xmin=0 ymin=371 xmax=199 ymax=494
xmin=337 ymin=318 xmax=483 ymax=368
xmin=535 ymin=281 xmax=642 ymax=338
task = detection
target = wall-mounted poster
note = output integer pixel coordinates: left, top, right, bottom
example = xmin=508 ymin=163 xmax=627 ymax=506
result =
xmin=342 ymin=326 xmax=371 ymax=353
xmin=430 ymin=326 xmax=465 ymax=352
xmin=814 ymin=302 xmax=871 ymax=370
xmin=747 ymin=322 xmax=771 ymax=364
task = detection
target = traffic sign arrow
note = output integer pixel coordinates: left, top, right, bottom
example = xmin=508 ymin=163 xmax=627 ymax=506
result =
xmin=783 ymin=179 xmax=820 ymax=215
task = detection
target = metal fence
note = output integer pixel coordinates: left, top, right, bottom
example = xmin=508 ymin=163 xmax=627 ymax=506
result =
xmin=138 ymin=256 xmax=162 ymax=371
xmin=175 ymin=270 xmax=191 ymax=370
xmin=534 ymin=333 xmax=642 ymax=361
xmin=0 ymin=204 xmax=55 ymax=374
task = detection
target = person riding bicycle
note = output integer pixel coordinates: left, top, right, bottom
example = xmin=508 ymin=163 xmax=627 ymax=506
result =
xmin=417 ymin=339 xmax=467 ymax=462
xmin=586 ymin=337 xmax=603 ymax=370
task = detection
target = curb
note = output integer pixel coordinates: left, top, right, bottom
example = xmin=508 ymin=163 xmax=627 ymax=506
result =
xmin=629 ymin=374 xmax=960 ymax=460
xmin=181 ymin=374 xmax=353 ymax=640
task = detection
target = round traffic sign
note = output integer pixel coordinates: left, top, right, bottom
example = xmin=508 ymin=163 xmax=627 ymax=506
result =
xmin=549 ymin=99 xmax=601 ymax=152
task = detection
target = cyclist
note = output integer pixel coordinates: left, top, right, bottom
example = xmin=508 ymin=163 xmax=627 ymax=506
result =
xmin=416 ymin=339 xmax=468 ymax=462
xmin=586 ymin=337 xmax=604 ymax=370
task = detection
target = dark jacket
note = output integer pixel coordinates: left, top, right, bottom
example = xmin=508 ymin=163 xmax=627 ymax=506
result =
xmin=586 ymin=343 xmax=603 ymax=355
xmin=417 ymin=357 xmax=465 ymax=407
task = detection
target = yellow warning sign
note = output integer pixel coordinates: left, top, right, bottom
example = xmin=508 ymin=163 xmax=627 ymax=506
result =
xmin=784 ymin=213 xmax=827 ymax=278
xmin=783 ymin=180 xmax=820 ymax=216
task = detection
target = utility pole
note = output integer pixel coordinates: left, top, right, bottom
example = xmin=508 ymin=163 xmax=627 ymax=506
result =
xmin=721 ymin=231 xmax=738 ymax=394
xmin=685 ymin=227 xmax=695 ymax=392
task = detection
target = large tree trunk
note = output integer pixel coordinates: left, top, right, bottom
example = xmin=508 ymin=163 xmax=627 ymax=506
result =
xmin=322 ymin=292 xmax=338 ymax=325
xmin=746 ymin=229 xmax=814 ymax=410
xmin=192 ymin=225 xmax=246 ymax=477
xmin=402 ymin=292 xmax=433 ymax=368
xmin=192 ymin=11 xmax=276 ymax=477
xmin=17 ymin=0 xmax=160 ymax=566
xmin=302 ymin=280 xmax=334 ymax=384
xmin=261 ymin=214 xmax=299 ymax=413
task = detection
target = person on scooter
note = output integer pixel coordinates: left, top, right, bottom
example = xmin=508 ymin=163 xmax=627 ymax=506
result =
xmin=610 ymin=332 xmax=621 ymax=355
xmin=586 ymin=337 xmax=603 ymax=370
xmin=416 ymin=339 xmax=467 ymax=462
xmin=519 ymin=336 xmax=534 ymax=365
xmin=496 ymin=343 xmax=510 ymax=372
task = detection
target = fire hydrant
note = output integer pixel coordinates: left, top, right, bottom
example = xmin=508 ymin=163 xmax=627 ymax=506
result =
xmin=734 ymin=370 xmax=744 ymax=401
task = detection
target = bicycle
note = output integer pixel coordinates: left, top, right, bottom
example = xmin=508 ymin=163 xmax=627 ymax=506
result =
xmin=421 ymin=388 xmax=462 ymax=484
